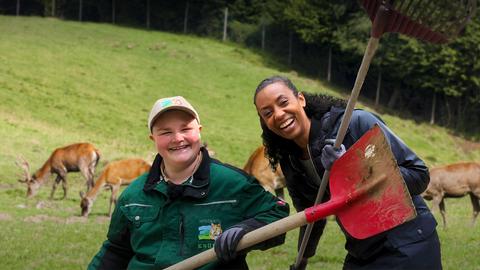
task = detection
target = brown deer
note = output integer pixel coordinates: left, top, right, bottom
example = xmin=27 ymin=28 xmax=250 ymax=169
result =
xmin=79 ymin=158 xmax=151 ymax=217
xmin=17 ymin=143 xmax=100 ymax=199
xmin=243 ymin=146 xmax=286 ymax=199
xmin=422 ymin=162 xmax=480 ymax=228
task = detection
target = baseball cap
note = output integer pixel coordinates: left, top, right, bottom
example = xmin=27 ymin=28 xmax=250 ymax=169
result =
xmin=148 ymin=96 xmax=200 ymax=132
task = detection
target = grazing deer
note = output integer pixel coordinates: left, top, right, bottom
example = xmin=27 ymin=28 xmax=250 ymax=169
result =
xmin=17 ymin=142 xmax=100 ymax=199
xmin=79 ymin=158 xmax=151 ymax=217
xmin=243 ymin=146 xmax=286 ymax=199
xmin=422 ymin=162 xmax=480 ymax=228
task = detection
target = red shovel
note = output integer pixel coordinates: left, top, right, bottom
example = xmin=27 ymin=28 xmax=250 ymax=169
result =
xmin=165 ymin=125 xmax=416 ymax=270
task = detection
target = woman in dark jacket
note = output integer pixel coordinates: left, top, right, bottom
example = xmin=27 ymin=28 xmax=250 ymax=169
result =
xmin=253 ymin=75 xmax=442 ymax=270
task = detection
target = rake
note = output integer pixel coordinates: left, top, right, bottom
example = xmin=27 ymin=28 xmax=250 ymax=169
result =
xmin=294 ymin=0 xmax=476 ymax=268
xmin=166 ymin=125 xmax=416 ymax=270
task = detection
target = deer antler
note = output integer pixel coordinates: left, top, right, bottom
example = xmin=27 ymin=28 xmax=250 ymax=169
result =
xmin=15 ymin=156 xmax=31 ymax=183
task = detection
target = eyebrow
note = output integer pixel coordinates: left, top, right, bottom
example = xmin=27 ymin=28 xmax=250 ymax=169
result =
xmin=258 ymin=94 xmax=287 ymax=111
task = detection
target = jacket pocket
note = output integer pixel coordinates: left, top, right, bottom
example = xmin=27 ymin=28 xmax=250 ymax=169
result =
xmin=120 ymin=203 xmax=160 ymax=227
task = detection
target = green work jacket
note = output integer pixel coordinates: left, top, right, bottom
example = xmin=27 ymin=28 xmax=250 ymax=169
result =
xmin=88 ymin=147 xmax=289 ymax=269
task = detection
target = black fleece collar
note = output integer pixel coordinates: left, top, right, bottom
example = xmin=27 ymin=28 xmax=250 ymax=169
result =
xmin=143 ymin=147 xmax=211 ymax=199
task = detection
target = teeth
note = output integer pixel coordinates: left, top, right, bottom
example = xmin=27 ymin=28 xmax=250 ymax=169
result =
xmin=171 ymin=145 xmax=188 ymax=150
xmin=280 ymin=119 xmax=294 ymax=129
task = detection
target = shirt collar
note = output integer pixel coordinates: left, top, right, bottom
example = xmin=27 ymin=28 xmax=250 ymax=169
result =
xmin=143 ymin=147 xmax=211 ymax=199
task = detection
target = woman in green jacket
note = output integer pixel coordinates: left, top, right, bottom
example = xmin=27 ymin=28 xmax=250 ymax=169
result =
xmin=88 ymin=96 xmax=289 ymax=270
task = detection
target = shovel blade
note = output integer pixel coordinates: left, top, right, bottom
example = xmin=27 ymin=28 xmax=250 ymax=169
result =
xmin=330 ymin=125 xmax=416 ymax=239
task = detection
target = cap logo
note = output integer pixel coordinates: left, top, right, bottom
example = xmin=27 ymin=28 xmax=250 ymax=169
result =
xmin=148 ymin=96 xmax=200 ymax=131
xmin=160 ymin=99 xmax=173 ymax=108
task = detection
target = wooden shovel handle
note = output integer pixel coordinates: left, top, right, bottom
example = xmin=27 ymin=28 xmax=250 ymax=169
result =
xmin=165 ymin=212 xmax=307 ymax=270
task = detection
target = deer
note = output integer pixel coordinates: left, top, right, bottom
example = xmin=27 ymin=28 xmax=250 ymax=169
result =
xmin=79 ymin=158 xmax=151 ymax=217
xmin=422 ymin=161 xmax=480 ymax=228
xmin=17 ymin=142 xmax=100 ymax=199
xmin=243 ymin=146 xmax=286 ymax=199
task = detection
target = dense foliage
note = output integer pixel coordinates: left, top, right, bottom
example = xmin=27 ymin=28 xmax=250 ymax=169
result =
xmin=1 ymin=0 xmax=479 ymax=137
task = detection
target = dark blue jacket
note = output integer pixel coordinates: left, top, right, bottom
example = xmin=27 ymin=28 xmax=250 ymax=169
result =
xmin=280 ymin=107 xmax=438 ymax=260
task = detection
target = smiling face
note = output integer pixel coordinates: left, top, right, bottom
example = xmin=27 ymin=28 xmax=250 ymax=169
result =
xmin=149 ymin=110 xmax=202 ymax=170
xmin=254 ymin=82 xmax=311 ymax=147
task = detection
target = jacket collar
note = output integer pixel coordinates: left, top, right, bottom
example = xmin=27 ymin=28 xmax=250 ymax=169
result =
xmin=143 ymin=147 xmax=210 ymax=199
xmin=308 ymin=106 xmax=346 ymax=156
xmin=288 ymin=106 xmax=345 ymax=171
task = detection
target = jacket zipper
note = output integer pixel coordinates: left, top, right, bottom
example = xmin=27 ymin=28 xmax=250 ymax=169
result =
xmin=179 ymin=213 xmax=185 ymax=256
xmin=306 ymin=144 xmax=323 ymax=186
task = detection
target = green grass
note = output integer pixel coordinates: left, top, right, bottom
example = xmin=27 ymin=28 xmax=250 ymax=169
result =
xmin=0 ymin=16 xmax=479 ymax=269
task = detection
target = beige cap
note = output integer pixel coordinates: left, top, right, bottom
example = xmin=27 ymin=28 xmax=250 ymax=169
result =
xmin=148 ymin=96 xmax=200 ymax=132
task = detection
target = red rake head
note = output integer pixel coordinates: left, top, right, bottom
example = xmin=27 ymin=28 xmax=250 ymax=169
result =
xmin=360 ymin=0 xmax=477 ymax=43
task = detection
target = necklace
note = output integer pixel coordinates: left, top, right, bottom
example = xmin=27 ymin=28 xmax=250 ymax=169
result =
xmin=161 ymin=152 xmax=202 ymax=184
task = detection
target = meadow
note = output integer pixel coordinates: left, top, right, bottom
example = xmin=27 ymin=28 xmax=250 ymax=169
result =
xmin=0 ymin=16 xmax=479 ymax=269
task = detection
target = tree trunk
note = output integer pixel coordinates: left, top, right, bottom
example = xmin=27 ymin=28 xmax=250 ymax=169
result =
xmin=223 ymin=7 xmax=228 ymax=41
xmin=327 ymin=46 xmax=332 ymax=82
xmin=112 ymin=0 xmax=116 ymax=24
xmin=183 ymin=1 xmax=189 ymax=33
xmin=16 ymin=0 xmax=20 ymax=16
xmin=375 ymin=69 xmax=382 ymax=108
xmin=52 ymin=0 xmax=55 ymax=17
xmin=430 ymin=92 xmax=436 ymax=125
xmin=79 ymin=0 xmax=83 ymax=21
xmin=387 ymin=86 xmax=400 ymax=108
xmin=146 ymin=0 xmax=150 ymax=29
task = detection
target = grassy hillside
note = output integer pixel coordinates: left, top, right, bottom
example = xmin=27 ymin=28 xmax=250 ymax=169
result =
xmin=0 ymin=16 xmax=479 ymax=269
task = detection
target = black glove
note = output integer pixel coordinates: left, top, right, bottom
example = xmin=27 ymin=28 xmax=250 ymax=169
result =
xmin=321 ymin=143 xmax=346 ymax=170
xmin=289 ymin=257 xmax=308 ymax=270
xmin=214 ymin=225 xmax=247 ymax=262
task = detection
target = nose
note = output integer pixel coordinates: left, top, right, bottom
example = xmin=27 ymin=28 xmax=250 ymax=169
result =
xmin=273 ymin=108 xmax=286 ymax=121
xmin=171 ymin=132 xmax=184 ymax=142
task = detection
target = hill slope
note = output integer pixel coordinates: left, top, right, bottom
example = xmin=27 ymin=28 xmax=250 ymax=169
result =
xmin=0 ymin=16 xmax=479 ymax=269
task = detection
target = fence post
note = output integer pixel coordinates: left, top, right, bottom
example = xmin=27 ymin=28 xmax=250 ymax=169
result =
xmin=16 ymin=0 xmax=20 ymax=16
xmin=288 ymin=31 xmax=293 ymax=65
xmin=327 ymin=46 xmax=332 ymax=82
xmin=261 ymin=23 xmax=266 ymax=50
xmin=375 ymin=70 xmax=381 ymax=107
xmin=183 ymin=1 xmax=189 ymax=33
xmin=79 ymin=0 xmax=83 ymax=21
xmin=112 ymin=0 xmax=116 ymax=24
xmin=146 ymin=0 xmax=150 ymax=29
xmin=223 ymin=7 xmax=228 ymax=41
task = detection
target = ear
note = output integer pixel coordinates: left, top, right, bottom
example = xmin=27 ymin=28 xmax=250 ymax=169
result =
xmin=298 ymin=92 xmax=306 ymax=107
xmin=149 ymin=134 xmax=154 ymax=141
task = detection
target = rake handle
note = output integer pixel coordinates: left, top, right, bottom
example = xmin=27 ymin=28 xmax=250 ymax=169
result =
xmin=294 ymin=36 xmax=380 ymax=268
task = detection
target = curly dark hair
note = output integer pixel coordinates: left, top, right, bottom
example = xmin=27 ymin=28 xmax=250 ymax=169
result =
xmin=253 ymin=76 xmax=347 ymax=169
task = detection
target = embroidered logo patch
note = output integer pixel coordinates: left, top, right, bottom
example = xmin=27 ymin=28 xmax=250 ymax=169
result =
xmin=198 ymin=223 xmax=222 ymax=240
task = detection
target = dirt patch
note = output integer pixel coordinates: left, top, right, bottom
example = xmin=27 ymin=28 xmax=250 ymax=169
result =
xmin=456 ymin=137 xmax=480 ymax=154
xmin=95 ymin=216 xmax=111 ymax=224
xmin=24 ymin=214 xmax=64 ymax=223
xmin=22 ymin=214 xmax=103 ymax=224
xmin=0 ymin=183 xmax=14 ymax=189
xmin=66 ymin=216 xmax=88 ymax=224
xmin=0 ymin=212 xmax=12 ymax=221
